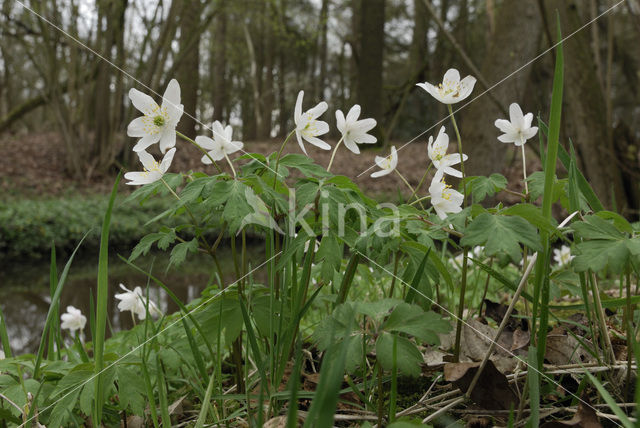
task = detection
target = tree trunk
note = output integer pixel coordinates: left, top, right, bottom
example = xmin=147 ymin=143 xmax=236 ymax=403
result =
xmin=548 ymin=0 xmax=626 ymax=209
xmin=356 ymin=0 xmax=385 ymax=141
xmin=460 ymin=0 xmax=541 ymax=180
xmin=211 ymin=0 xmax=228 ymax=122
xmin=176 ymin=0 xmax=202 ymax=138
xmin=316 ymin=0 xmax=330 ymax=101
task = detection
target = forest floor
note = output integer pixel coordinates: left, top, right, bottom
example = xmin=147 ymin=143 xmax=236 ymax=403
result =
xmin=0 ymin=131 xmax=534 ymax=201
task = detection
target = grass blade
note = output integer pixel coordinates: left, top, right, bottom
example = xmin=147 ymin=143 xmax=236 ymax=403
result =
xmin=33 ymin=231 xmax=90 ymax=378
xmin=534 ymin=15 xmax=564 ymax=368
xmin=93 ymin=172 xmax=121 ymax=425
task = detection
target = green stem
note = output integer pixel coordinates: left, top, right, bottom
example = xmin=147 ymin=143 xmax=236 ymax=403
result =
xmin=223 ymin=151 xmax=237 ymax=178
xmin=274 ymin=129 xmax=297 ymax=180
xmin=326 ymin=136 xmax=345 ymax=172
xmin=409 ymin=164 xmax=433 ymax=201
xmin=521 ymin=144 xmax=529 ymax=195
xmin=176 ymin=130 xmax=223 ymax=174
xmin=409 ymin=195 xmax=431 ymax=206
xmin=448 ymin=105 xmax=469 ymax=363
xmin=394 ymin=170 xmax=424 ymax=209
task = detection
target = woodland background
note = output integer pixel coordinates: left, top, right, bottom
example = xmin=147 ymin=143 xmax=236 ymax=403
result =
xmin=0 ymin=0 xmax=639 ymax=217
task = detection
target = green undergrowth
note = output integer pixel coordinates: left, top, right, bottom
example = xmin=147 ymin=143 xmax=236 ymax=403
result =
xmin=0 ymin=195 xmax=189 ymax=261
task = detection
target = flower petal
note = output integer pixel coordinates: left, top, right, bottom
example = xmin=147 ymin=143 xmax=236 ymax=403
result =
xmin=195 ymin=135 xmax=216 ymax=150
xmin=127 ymin=117 xmax=148 ymax=137
xmin=159 ymin=130 xmax=176 ymax=154
xmin=133 ymin=134 xmax=160 ymax=152
xmin=308 ymin=101 xmax=328 ymax=119
xmin=343 ymin=137 xmax=360 ymax=154
xmin=160 ymin=147 xmax=176 ymax=173
xmin=346 ymin=104 xmax=361 ymax=123
xmin=335 ymin=109 xmax=346 ymax=134
xmin=129 ymin=88 xmax=159 ymax=116
xmin=295 ymin=131 xmax=308 ymax=155
xmin=509 ymin=103 xmax=524 ymax=128
xmin=443 ymin=68 xmax=461 ymax=84
xmin=303 ymin=135 xmax=331 ymax=150
xmin=294 ymin=91 xmax=304 ymax=124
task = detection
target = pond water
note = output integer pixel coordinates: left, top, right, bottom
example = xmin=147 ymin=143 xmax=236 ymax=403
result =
xmin=0 ymin=244 xmax=265 ymax=355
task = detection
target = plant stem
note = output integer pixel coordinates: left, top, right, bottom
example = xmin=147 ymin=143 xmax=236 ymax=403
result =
xmin=326 ymin=136 xmax=344 ymax=172
xmin=176 ymin=130 xmax=222 ymax=174
xmin=223 ymin=151 xmax=237 ymax=178
xmin=409 ymin=164 xmax=433 ymax=201
xmin=448 ymin=105 xmax=469 ymax=363
xmin=521 ymin=144 xmax=529 ymax=194
xmin=394 ymin=170 xmax=424 ymax=209
xmin=377 ymin=362 xmax=384 ymax=427
xmin=274 ymin=129 xmax=296 ymax=180
xmin=410 ymin=195 xmax=431 ymax=206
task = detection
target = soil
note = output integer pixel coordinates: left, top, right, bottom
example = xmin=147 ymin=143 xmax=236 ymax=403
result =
xmin=0 ymin=131 xmax=533 ymax=201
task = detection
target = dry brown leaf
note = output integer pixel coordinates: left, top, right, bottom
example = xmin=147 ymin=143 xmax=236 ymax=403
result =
xmin=263 ymin=416 xmax=288 ymax=428
xmin=540 ymin=394 xmax=601 ymax=428
xmin=545 ymin=327 xmax=594 ymax=365
xmin=444 ymin=360 xmax=518 ymax=410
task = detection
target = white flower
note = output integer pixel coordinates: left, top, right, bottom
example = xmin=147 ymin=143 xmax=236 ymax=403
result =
xmin=427 ymin=126 xmax=467 ymax=178
xmin=335 ymin=105 xmax=377 ymax=154
xmin=115 ymin=284 xmax=161 ymax=320
xmin=128 ymin=79 xmax=184 ymax=153
xmin=450 ymin=253 xmax=465 ymax=270
xmin=195 ymin=121 xmax=244 ymax=164
xmin=553 ymin=245 xmax=574 ymax=267
xmin=429 ymin=171 xmax=464 ymax=220
xmin=60 ymin=306 xmax=87 ymax=333
xmin=0 ymin=350 xmax=5 ymax=359
xmin=417 ymin=68 xmax=476 ymax=104
xmin=494 ymin=103 xmax=538 ymax=146
xmin=124 ymin=148 xmax=176 ymax=186
xmin=371 ymin=146 xmax=398 ymax=178
xmin=294 ymin=90 xmax=330 ymax=155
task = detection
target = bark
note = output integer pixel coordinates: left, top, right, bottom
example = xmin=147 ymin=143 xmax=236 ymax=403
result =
xmin=316 ymin=0 xmax=330 ymax=101
xmin=356 ymin=0 xmax=385 ymax=140
xmin=548 ymin=0 xmax=626 ymax=209
xmin=212 ymin=0 xmax=228 ymax=122
xmin=460 ymin=0 xmax=541 ymax=179
xmin=176 ymin=0 xmax=203 ymax=138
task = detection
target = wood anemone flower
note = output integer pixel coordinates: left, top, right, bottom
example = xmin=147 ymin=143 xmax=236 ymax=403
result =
xmin=417 ymin=68 xmax=476 ymax=104
xmin=128 ymin=79 xmax=184 ymax=154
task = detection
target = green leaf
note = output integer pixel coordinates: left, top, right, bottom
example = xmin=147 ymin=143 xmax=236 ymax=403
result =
xmin=461 ymin=213 xmax=541 ymax=262
xmin=526 ymin=171 xmax=565 ymax=202
xmin=466 ymin=174 xmax=507 ymax=203
xmin=501 ymin=203 xmax=557 ymax=234
xmin=169 ymin=238 xmax=199 ymax=268
xmin=573 ymin=239 xmax=640 ymax=274
xmin=316 ymin=233 xmax=342 ymax=280
xmin=375 ymin=332 xmax=423 ymax=377
xmin=384 ymin=303 xmax=450 ymax=344
xmin=279 ymin=154 xmax=331 ymax=177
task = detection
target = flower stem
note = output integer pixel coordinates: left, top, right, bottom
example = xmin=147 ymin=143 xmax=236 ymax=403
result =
xmin=326 ymin=136 xmax=345 ymax=172
xmin=176 ymin=130 xmax=223 ymax=174
xmin=410 ymin=194 xmax=431 ymax=206
xmin=223 ymin=151 xmax=237 ymax=178
xmin=394 ymin=170 xmax=424 ymax=209
xmin=409 ymin=164 xmax=433 ymax=201
xmin=521 ymin=144 xmax=529 ymax=195
xmin=448 ymin=104 xmax=468 ymax=363
xmin=274 ymin=129 xmax=297 ymax=180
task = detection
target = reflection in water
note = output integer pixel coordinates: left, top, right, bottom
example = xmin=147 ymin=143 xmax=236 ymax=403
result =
xmin=0 ymin=244 xmax=263 ymax=355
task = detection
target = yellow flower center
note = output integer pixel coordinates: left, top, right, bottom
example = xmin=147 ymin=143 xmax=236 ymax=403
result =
xmin=438 ymin=80 xmax=461 ymax=98
xmin=153 ymin=115 xmax=166 ymax=127
xmin=142 ymin=106 xmax=169 ymax=135
xmin=441 ymin=182 xmax=453 ymax=200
